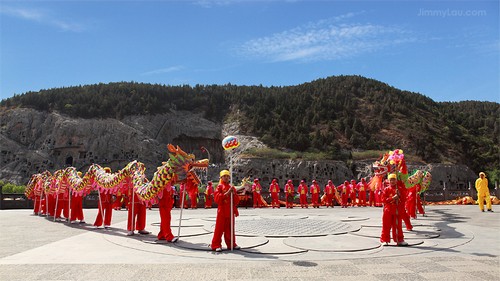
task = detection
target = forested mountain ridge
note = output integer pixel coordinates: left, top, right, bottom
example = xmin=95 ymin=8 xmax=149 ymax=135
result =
xmin=1 ymin=75 xmax=498 ymax=174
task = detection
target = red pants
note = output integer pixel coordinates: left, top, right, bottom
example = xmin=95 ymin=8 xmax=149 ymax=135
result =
xmin=369 ymin=191 xmax=375 ymax=206
xmin=311 ymin=194 xmax=319 ymax=207
xmin=33 ymin=195 xmax=42 ymax=214
xmin=401 ymin=209 xmax=413 ymax=230
xmin=205 ymin=195 xmax=213 ymax=208
xmin=253 ymin=193 xmax=263 ymax=208
xmin=55 ymin=199 xmax=69 ymax=219
xmin=211 ymin=215 xmax=236 ymax=250
xmin=285 ymin=195 xmax=294 ymax=208
xmin=381 ymin=211 xmax=404 ymax=243
xmin=189 ymin=193 xmax=198 ymax=209
xmin=70 ymin=196 xmax=84 ymax=221
xmin=94 ymin=202 xmax=113 ymax=226
xmin=113 ymin=195 xmax=123 ymax=210
xmin=270 ymin=193 xmax=280 ymax=208
xmin=48 ymin=195 xmax=56 ymax=217
xmin=358 ymin=193 xmax=366 ymax=207
xmin=158 ymin=205 xmax=174 ymax=241
xmin=325 ymin=195 xmax=333 ymax=207
xmin=299 ymin=195 xmax=308 ymax=208
xmin=128 ymin=203 xmax=146 ymax=231
xmin=341 ymin=194 xmax=349 ymax=207
xmin=417 ymin=197 xmax=425 ymax=215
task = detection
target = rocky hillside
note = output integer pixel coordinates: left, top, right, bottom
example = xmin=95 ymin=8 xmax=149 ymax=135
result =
xmin=0 ymin=107 xmax=223 ymax=184
xmin=0 ymin=76 xmax=498 ymax=190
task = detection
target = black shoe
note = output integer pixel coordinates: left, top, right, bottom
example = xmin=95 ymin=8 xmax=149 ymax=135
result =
xmin=488 ymin=209 xmax=494 ymax=212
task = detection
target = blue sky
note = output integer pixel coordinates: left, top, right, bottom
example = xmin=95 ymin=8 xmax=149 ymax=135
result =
xmin=1 ymin=1 xmax=498 ymax=102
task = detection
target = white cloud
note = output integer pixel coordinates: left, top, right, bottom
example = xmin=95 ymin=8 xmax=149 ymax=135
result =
xmin=237 ymin=17 xmax=414 ymax=62
xmin=0 ymin=6 xmax=84 ymax=32
xmin=141 ymin=66 xmax=185 ymax=76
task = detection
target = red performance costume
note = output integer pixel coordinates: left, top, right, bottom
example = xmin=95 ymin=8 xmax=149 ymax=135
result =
xmin=94 ymin=168 xmax=114 ymax=228
xmin=324 ymin=180 xmax=335 ymax=208
xmin=339 ymin=181 xmax=349 ymax=208
xmin=127 ymin=185 xmax=149 ymax=236
xmin=188 ymin=183 xmax=199 ymax=209
xmin=284 ymin=180 xmax=295 ymax=208
xmin=350 ymin=180 xmax=357 ymax=206
xmin=356 ymin=178 xmax=368 ymax=207
xmin=252 ymin=179 xmax=264 ymax=208
xmin=269 ymin=179 xmax=280 ymax=208
xmin=211 ymin=170 xmax=240 ymax=252
xmin=157 ymin=185 xmax=176 ymax=242
xmin=55 ymin=187 xmax=70 ymax=220
xmin=94 ymin=191 xmax=113 ymax=228
xmin=298 ymin=180 xmax=308 ymax=208
xmin=310 ymin=180 xmax=320 ymax=208
xmin=380 ymin=173 xmax=408 ymax=246
xmin=204 ymin=181 xmax=214 ymax=209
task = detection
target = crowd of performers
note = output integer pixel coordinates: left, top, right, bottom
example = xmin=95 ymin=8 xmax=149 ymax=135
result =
xmin=28 ymin=169 xmax=430 ymax=251
xmin=248 ymin=176 xmax=426 ymax=216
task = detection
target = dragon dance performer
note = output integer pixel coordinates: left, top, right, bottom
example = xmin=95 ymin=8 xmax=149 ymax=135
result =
xmin=204 ymin=181 xmax=214 ymax=209
xmin=356 ymin=178 xmax=368 ymax=207
xmin=284 ymin=180 xmax=295 ymax=208
xmin=70 ymin=172 xmax=85 ymax=224
xmin=405 ymin=184 xmax=421 ymax=218
xmin=339 ymin=181 xmax=349 ymax=208
xmin=127 ymin=180 xmax=150 ymax=236
xmin=415 ymin=184 xmax=425 ymax=216
xmin=475 ymin=172 xmax=493 ymax=212
xmin=211 ymin=170 xmax=240 ymax=252
xmin=310 ymin=180 xmax=320 ymax=208
xmin=269 ymin=178 xmax=281 ymax=208
xmin=93 ymin=167 xmax=114 ymax=229
xmin=380 ymin=173 xmax=408 ymax=246
xmin=369 ymin=179 xmax=377 ymax=207
xmin=252 ymin=178 xmax=264 ymax=208
xmin=298 ymin=180 xmax=308 ymax=208
xmin=188 ymin=183 xmax=199 ymax=209
xmin=55 ymin=187 xmax=70 ymax=220
xmin=157 ymin=183 xmax=178 ymax=243
xmin=323 ymin=180 xmax=335 ymax=208
xmin=349 ymin=180 xmax=357 ymax=207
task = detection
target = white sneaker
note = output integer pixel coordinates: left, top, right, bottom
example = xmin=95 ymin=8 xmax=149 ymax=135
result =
xmin=170 ymin=237 xmax=179 ymax=243
xmin=397 ymin=241 xmax=408 ymax=246
xmin=215 ymin=247 xmax=222 ymax=252
xmin=127 ymin=231 xmax=134 ymax=236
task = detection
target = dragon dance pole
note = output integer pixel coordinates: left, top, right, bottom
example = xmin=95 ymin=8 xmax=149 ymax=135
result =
xmin=45 ymin=191 xmax=49 ymax=218
xmin=68 ymin=189 xmax=72 ymax=224
xmin=230 ymin=154 xmax=234 ymax=251
xmin=131 ymin=187 xmax=135 ymax=233
xmin=177 ymin=184 xmax=187 ymax=240
xmin=97 ymin=189 xmax=104 ymax=227
xmin=54 ymin=190 xmax=59 ymax=222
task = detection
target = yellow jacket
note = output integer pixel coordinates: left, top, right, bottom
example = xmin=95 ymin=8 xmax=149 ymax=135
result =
xmin=475 ymin=178 xmax=489 ymax=193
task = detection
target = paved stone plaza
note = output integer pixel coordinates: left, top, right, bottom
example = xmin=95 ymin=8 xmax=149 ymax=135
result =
xmin=0 ymin=205 xmax=498 ymax=280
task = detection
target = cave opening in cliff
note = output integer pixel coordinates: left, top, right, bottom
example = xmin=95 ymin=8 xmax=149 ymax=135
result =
xmin=65 ymin=156 xmax=73 ymax=167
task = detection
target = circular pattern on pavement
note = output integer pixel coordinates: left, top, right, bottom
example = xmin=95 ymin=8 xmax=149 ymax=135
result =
xmin=232 ymin=218 xmax=360 ymax=237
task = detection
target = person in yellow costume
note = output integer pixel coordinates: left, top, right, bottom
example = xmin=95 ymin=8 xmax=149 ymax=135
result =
xmin=475 ymin=172 xmax=493 ymax=212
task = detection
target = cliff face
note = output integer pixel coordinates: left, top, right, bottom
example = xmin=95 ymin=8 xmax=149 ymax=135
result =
xmin=0 ymin=108 xmax=224 ymax=183
xmin=1 ymin=108 xmax=480 ymax=197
